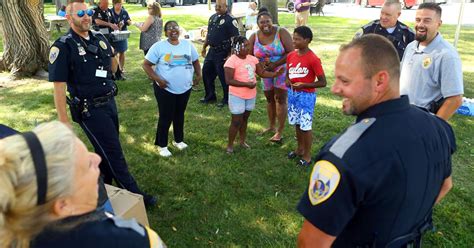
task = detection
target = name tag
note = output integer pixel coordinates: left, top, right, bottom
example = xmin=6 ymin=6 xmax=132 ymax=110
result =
xmin=96 ymin=69 xmax=107 ymax=78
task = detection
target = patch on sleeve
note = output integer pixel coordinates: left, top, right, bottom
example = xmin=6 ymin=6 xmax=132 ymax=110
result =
xmin=308 ymin=160 xmax=341 ymax=206
xmin=232 ymin=19 xmax=238 ymax=28
xmin=49 ymin=46 xmax=60 ymax=64
xmin=145 ymin=226 xmax=167 ymax=248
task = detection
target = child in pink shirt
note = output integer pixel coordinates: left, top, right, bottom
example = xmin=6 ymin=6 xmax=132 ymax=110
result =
xmin=224 ymin=36 xmax=283 ymax=154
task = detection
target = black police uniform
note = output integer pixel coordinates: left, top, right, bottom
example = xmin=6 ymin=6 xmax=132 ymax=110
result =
xmin=297 ymin=96 xmax=456 ymax=247
xmin=201 ymin=12 xmax=239 ymax=104
xmin=48 ymin=29 xmax=153 ymax=204
xmin=359 ymin=20 xmax=415 ymax=61
xmin=92 ymin=6 xmax=113 ymax=34
xmin=32 ymin=211 xmax=166 ymax=248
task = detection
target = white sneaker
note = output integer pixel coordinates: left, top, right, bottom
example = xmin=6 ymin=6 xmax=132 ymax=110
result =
xmin=172 ymin=141 xmax=188 ymax=150
xmin=158 ymin=146 xmax=172 ymax=157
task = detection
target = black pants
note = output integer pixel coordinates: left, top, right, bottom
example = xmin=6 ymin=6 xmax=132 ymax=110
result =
xmin=77 ymin=99 xmax=144 ymax=196
xmin=153 ymin=85 xmax=191 ymax=147
xmin=202 ymin=54 xmax=228 ymax=102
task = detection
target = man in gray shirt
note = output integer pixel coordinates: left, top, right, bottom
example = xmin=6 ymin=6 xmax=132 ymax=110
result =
xmin=400 ymin=3 xmax=463 ymax=121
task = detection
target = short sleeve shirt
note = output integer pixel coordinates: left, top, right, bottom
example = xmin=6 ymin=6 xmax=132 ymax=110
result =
xmin=145 ymin=39 xmax=199 ymax=94
xmin=224 ymin=54 xmax=259 ymax=99
xmin=400 ymin=34 xmax=464 ymax=109
xmin=297 ymin=96 xmax=455 ymax=247
xmin=287 ymin=50 xmax=325 ymax=93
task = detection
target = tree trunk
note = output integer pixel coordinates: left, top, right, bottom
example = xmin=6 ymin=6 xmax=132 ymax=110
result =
xmin=259 ymin=0 xmax=278 ymax=25
xmin=0 ymin=0 xmax=50 ymax=79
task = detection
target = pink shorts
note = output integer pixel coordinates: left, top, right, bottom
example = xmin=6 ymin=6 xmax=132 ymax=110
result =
xmin=261 ymin=64 xmax=287 ymax=91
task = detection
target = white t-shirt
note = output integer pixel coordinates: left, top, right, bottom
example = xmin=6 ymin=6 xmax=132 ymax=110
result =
xmin=145 ymin=39 xmax=199 ymax=94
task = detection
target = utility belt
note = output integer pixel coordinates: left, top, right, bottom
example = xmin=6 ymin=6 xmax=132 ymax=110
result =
xmin=209 ymin=42 xmax=231 ymax=53
xmin=67 ymin=88 xmax=117 ymax=122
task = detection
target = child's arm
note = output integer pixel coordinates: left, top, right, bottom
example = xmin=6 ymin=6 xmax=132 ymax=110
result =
xmin=224 ymin=67 xmax=256 ymax=88
xmin=255 ymin=63 xmax=284 ymax=78
xmin=292 ymin=75 xmax=327 ymax=90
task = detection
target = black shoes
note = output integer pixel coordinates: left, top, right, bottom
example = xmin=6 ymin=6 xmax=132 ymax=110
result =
xmin=143 ymin=194 xmax=157 ymax=208
xmin=199 ymin=97 xmax=217 ymax=104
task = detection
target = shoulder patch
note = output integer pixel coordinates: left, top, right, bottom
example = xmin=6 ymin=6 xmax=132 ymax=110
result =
xmin=111 ymin=217 xmax=145 ymax=237
xmin=232 ymin=19 xmax=238 ymax=29
xmin=329 ymin=117 xmax=376 ymax=158
xmin=308 ymin=160 xmax=341 ymax=205
xmin=49 ymin=46 xmax=60 ymax=64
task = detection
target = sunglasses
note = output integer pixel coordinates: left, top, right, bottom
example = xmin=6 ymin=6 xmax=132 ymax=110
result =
xmin=166 ymin=26 xmax=180 ymax=31
xmin=75 ymin=9 xmax=94 ymax=18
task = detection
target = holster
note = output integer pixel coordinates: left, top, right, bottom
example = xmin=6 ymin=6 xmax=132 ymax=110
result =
xmin=67 ymin=96 xmax=83 ymax=123
xmin=428 ymin=97 xmax=446 ymax=114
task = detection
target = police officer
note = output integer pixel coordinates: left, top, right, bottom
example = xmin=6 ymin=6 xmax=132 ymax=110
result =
xmin=355 ymin=0 xmax=414 ymax=60
xmin=49 ymin=1 xmax=157 ymax=207
xmin=92 ymin=0 xmax=118 ymax=34
xmin=297 ymin=35 xmax=455 ymax=247
xmin=33 ymin=210 xmax=166 ymax=248
xmin=200 ymin=0 xmax=239 ymax=107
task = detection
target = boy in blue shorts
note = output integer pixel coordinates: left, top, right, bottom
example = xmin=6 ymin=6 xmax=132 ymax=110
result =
xmin=286 ymin=26 xmax=327 ymax=166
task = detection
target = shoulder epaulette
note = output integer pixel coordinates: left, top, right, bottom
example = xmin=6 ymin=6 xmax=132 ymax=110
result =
xmin=362 ymin=19 xmax=379 ymax=29
xmin=110 ymin=216 xmax=146 ymax=236
xmin=329 ymin=118 xmax=376 ymax=158
xmin=59 ymin=33 xmax=72 ymax=43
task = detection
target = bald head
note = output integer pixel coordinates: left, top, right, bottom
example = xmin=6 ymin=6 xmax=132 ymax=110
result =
xmin=215 ymin=0 xmax=227 ymax=15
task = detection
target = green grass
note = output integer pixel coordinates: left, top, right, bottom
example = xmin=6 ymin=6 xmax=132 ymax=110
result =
xmin=1 ymin=3 xmax=473 ymax=247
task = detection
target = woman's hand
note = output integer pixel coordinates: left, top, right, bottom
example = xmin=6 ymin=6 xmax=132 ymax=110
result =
xmin=155 ymin=79 xmax=168 ymax=89
xmin=266 ymin=62 xmax=277 ymax=71
xmin=193 ymin=74 xmax=202 ymax=86
xmin=247 ymin=81 xmax=257 ymax=89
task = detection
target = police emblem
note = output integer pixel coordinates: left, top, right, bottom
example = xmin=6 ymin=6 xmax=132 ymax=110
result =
xmin=308 ymin=160 xmax=341 ymax=205
xmin=232 ymin=20 xmax=238 ymax=28
xmin=422 ymin=57 xmax=432 ymax=69
xmin=49 ymin=46 xmax=60 ymax=64
xmin=219 ymin=19 xmax=225 ymax=25
xmin=99 ymin=40 xmax=107 ymax=50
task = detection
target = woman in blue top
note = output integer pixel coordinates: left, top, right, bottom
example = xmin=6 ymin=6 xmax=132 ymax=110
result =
xmin=143 ymin=21 xmax=202 ymax=157
xmin=110 ymin=0 xmax=131 ymax=79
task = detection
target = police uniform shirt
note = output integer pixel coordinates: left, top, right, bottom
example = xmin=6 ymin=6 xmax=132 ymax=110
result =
xmin=32 ymin=211 xmax=166 ymax=248
xmin=297 ymin=96 xmax=455 ymax=247
xmin=48 ymin=30 xmax=115 ymax=99
xmin=92 ymin=6 xmax=113 ymax=31
xmin=360 ymin=20 xmax=415 ymax=60
xmin=206 ymin=12 xmax=239 ymax=50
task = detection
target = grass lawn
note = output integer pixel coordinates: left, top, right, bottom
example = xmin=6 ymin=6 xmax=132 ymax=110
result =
xmin=1 ymin=3 xmax=473 ymax=247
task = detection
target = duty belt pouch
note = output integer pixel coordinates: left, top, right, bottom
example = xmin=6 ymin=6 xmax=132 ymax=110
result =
xmin=67 ymin=96 xmax=83 ymax=123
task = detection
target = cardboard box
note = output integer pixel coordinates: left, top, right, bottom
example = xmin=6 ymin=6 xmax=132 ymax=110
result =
xmin=105 ymin=184 xmax=150 ymax=227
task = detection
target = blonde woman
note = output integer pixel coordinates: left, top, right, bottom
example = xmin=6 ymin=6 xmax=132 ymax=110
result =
xmin=135 ymin=2 xmax=163 ymax=55
xmin=0 ymin=121 xmax=165 ymax=248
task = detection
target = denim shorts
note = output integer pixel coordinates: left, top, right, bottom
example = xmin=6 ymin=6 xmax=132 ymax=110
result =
xmin=288 ymin=90 xmax=317 ymax=131
xmin=228 ymin=94 xmax=256 ymax=115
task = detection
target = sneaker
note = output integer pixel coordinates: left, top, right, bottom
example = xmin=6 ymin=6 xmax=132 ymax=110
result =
xmin=158 ymin=146 xmax=172 ymax=157
xmin=172 ymin=141 xmax=188 ymax=150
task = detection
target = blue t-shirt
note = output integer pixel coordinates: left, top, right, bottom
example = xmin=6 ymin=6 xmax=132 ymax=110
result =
xmin=145 ymin=39 xmax=199 ymax=94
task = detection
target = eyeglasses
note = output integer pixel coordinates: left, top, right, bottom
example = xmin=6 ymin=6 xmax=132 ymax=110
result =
xmin=75 ymin=9 xmax=94 ymax=18
xmin=166 ymin=26 xmax=180 ymax=31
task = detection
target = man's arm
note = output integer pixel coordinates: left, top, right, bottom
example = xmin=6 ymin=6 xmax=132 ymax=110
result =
xmin=53 ymin=82 xmax=71 ymax=127
xmin=94 ymin=18 xmax=119 ymax=30
xmin=436 ymin=95 xmax=462 ymax=121
xmin=435 ymin=176 xmax=453 ymax=204
xmin=297 ymin=220 xmax=336 ymax=248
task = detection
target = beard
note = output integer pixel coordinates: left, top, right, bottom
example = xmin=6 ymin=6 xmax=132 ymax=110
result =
xmin=72 ymin=18 xmax=91 ymax=33
xmin=415 ymin=27 xmax=428 ymax=42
